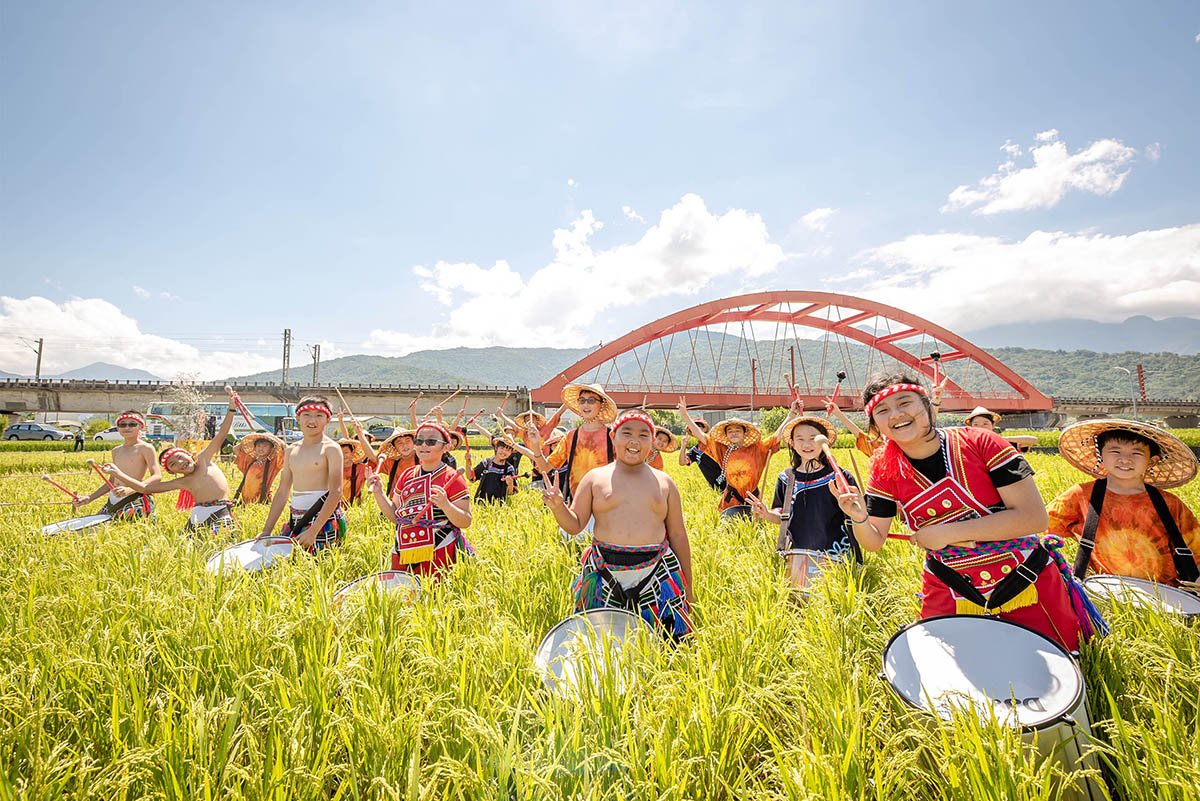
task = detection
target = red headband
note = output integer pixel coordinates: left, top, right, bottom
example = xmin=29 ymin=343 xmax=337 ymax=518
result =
xmin=414 ymin=422 xmax=452 ymax=443
xmin=159 ymin=447 xmax=189 ymax=469
xmin=295 ymin=402 xmax=332 ymax=419
xmin=611 ymin=410 xmax=654 ymax=435
xmin=864 ymin=383 xmax=927 ymax=422
xmin=116 ymin=412 xmax=145 ymax=427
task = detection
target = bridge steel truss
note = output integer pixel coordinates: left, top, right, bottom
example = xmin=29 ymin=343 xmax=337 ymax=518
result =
xmin=532 ymin=291 xmax=1054 ymax=413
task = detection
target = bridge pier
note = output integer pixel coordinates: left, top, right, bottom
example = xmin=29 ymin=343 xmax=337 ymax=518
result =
xmin=1164 ymin=415 xmax=1200 ymax=428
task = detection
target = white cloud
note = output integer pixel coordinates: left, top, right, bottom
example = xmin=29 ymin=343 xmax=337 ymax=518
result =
xmin=132 ymin=285 xmax=151 ymax=299
xmin=622 ymin=205 xmax=645 ymax=223
xmin=0 ymin=296 xmax=278 ymax=380
xmin=1144 ymin=142 xmax=1162 ymax=162
xmin=566 ymin=177 xmax=577 ymax=188
xmin=942 ymin=130 xmax=1139 ymax=215
xmin=366 ymin=193 xmax=788 ymax=354
xmin=800 ymin=207 xmax=837 ymax=233
xmin=854 ymin=223 xmax=1200 ymax=332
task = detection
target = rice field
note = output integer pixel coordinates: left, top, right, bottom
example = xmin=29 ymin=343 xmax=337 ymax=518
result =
xmin=0 ymin=446 xmax=1197 ymax=800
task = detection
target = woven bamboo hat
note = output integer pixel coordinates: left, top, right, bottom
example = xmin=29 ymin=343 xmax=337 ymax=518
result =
xmin=1059 ymin=419 xmax=1197 ymax=489
xmin=710 ymin=417 xmax=761 ymax=447
xmin=447 ymin=429 xmax=465 ymax=448
xmin=964 ymin=406 xmax=1002 ymax=425
xmin=653 ymin=426 xmax=680 ymax=453
xmin=780 ymin=415 xmax=836 ymax=447
xmin=561 ymin=383 xmax=618 ymax=424
xmin=338 ymin=438 xmax=367 ymax=464
xmin=236 ymin=432 xmax=284 ymax=460
xmin=379 ymin=429 xmax=415 ymax=459
xmin=515 ymin=410 xmax=547 ymax=428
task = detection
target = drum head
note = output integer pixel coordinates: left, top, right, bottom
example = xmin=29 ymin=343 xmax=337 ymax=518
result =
xmin=205 ymin=536 xmax=295 ymax=574
xmin=534 ymin=609 xmax=651 ymax=696
xmin=883 ymin=616 xmax=1082 ymax=730
xmin=42 ymin=513 xmax=112 ymax=537
xmin=1084 ymin=575 xmax=1200 ymax=616
xmin=333 ymin=570 xmax=422 ymax=603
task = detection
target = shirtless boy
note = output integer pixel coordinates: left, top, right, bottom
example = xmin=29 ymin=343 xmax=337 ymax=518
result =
xmin=259 ymin=396 xmax=345 ymax=551
xmin=74 ymin=409 xmax=160 ymax=519
xmin=104 ymin=387 xmax=241 ymax=533
xmin=541 ymin=410 xmax=693 ymax=640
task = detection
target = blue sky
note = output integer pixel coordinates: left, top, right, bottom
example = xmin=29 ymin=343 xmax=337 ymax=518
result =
xmin=2 ymin=1 xmax=1197 ymax=378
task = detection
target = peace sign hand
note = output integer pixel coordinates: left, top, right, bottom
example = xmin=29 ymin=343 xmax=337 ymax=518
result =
xmin=541 ymin=471 xmax=565 ymax=509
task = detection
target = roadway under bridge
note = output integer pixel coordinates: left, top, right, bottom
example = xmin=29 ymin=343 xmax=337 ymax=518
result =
xmin=1 ymin=380 xmax=1197 ymax=427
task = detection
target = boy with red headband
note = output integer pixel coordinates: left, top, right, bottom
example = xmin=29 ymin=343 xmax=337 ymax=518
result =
xmin=259 ymin=396 xmax=345 ymax=552
xmin=73 ymin=409 xmax=160 ymax=520
xmin=104 ymin=388 xmax=241 ymax=533
xmin=541 ymin=410 xmax=694 ymax=640
xmin=831 ymin=372 xmax=1096 ymax=651
xmin=367 ymin=421 xmax=473 ymax=577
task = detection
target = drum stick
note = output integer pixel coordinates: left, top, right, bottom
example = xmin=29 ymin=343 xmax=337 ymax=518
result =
xmin=813 ymin=435 xmax=850 ymax=495
xmin=435 ymin=388 xmax=463 ymax=408
xmin=224 ymin=386 xmax=261 ymax=432
xmin=407 ymin=392 xmax=423 ymax=410
xmin=85 ymin=459 xmax=117 ymax=491
xmin=41 ymin=474 xmax=80 ymax=500
xmin=333 ymin=387 xmax=364 ymax=433
xmin=0 ymin=501 xmax=74 ymax=507
xmin=845 ymin=447 xmax=865 ymax=490
xmin=929 ymin=352 xmax=941 ymax=389
xmin=830 ymin=371 xmax=847 ymax=404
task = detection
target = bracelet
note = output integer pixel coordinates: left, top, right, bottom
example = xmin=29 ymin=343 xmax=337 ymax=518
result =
xmin=850 ymin=514 xmax=869 ymax=525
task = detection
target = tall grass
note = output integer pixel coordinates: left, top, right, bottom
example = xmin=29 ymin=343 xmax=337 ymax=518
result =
xmin=0 ymin=447 xmax=1197 ymax=800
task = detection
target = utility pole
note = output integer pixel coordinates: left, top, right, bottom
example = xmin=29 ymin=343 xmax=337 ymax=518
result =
xmin=18 ymin=337 xmax=44 ymax=380
xmin=1114 ymin=366 xmax=1137 ymax=419
xmin=310 ymin=344 xmax=320 ymax=384
xmin=281 ymin=329 xmax=292 ymax=386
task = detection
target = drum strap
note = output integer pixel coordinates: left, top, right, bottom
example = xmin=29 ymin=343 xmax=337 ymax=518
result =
xmin=1071 ymin=480 xmax=1198 ymax=583
xmin=289 ymin=492 xmax=329 ymax=534
xmin=101 ymin=491 xmax=146 ymax=516
xmin=1147 ymin=485 xmax=1200 ymax=583
xmin=597 ymin=561 xmax=662 ymax=610
xmin=925 ymin=545 xmax=1050 ymax=612
xmin=1072 ymin=479 xmax=1107 ymax=579
xmin=776 ymin=469 xmax=797 ymax=552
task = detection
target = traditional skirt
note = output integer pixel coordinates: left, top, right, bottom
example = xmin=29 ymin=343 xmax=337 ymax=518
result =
xmin=282 ymin=490 xmax=347 ymax=552
xmin=574 ymin=539 xmax=693 ymax=641
xmin=390 ymin=522 xmax=474 ymax=578
xmin=101 ymin=491 xmax=154 ymax=520
xmin=185 ymin=499 xmax=237 ymax=534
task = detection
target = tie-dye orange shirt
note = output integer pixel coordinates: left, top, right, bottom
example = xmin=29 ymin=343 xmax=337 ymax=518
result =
xmin=1047 ymin=481 xmax=1200 ymax=586
xmin=547 ymin=426 xmax=613 ymax=496
xmin=703 ymin=435 xmax=781 ymax=510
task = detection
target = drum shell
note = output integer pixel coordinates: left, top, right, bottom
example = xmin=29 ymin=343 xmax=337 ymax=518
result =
xmin=882 ymin=616 xmax=1103 ymax=801
xmin=1083 ymin=574 xmax=1200 ymax=620
xmin=42 ymin=513 xmax=111 ymax=537
xmin=780 ymin=549 xmax=829 ymax=593
xmin=333 ymin=570 xmax=422 ymax=604
xmin=205 ymin=536 xmax=295 ymax=574
xmin=534 ymin=609 xmax=650 ymax=696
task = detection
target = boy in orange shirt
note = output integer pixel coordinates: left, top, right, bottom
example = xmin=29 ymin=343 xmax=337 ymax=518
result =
xmin=1048 ymin=420 xmax=1199 ymax=588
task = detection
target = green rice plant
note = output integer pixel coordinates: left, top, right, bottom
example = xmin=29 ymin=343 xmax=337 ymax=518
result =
xmin=0 ymin=445 xmax=1196 ymax=800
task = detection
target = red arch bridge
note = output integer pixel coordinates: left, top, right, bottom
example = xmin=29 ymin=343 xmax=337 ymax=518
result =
xmin=532 ymin=290 xmax=1051 ymax=413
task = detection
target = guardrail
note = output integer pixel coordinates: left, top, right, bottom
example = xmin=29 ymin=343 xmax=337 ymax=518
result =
xmin=0 ymin=379 xmax=527 ymax=394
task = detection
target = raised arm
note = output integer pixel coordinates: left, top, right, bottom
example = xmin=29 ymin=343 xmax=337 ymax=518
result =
xmin=449 ymin=397 xmax=469 ymax=429
xmin=539 ymin=405 xmax=566 ymax=438
xmin=198 ymin=391 xmax=239 ymax=462
xmin=824 ymin=398 xmax=864 ymax=438
xmin=357 ymin=425 xmax=379 ymax=466
xmin=676 ymin=397 xmax=708 ymax=446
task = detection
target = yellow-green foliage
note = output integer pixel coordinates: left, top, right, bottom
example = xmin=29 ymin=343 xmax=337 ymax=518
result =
xmin=0 ymin=448 xmax=1197 ymax=800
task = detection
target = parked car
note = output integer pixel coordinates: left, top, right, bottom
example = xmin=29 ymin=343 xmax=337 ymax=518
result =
xmin=93 ymin=426 xmax=125 ymax=441
xmin=368 ymin=425 xmax=396 ymax=440
xmin=3 ymin=422 xmax=73 ymax=441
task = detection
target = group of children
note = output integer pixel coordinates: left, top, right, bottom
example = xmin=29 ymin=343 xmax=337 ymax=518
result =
xmin=70 ymin=375 xmax=1199 ymax=650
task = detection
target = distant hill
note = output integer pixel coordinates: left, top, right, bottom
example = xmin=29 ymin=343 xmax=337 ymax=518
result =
xmin=227 ymin=347 xmax=592 ymax=387
xmin=970 ymin=316 xmax=1200 ymax=355
xmin=0 ymin=362 xmax=162 ymax=381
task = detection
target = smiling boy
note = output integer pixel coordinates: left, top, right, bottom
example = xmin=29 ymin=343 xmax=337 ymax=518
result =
xmin=259 ymin=396 xmax=345 ymax=552
xmin=73 ymin=409 xmax=160 ymax=519
xmin=541 ymin=410 xmax=693 ymax=640
xmin=1048 ymin=420 xmax=1199 ymax=587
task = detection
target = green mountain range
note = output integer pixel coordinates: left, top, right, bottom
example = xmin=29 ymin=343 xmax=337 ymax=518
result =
xmin=227 ymin=342 xmax=1200 ymax=400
